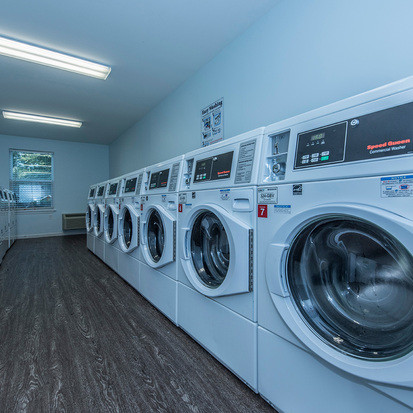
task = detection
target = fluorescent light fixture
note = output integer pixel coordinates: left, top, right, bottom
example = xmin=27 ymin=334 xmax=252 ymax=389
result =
xmin=2 ymin=111 xmax=82 ymax=128
xmin=0 ymin=36 xmax=111 ymax=80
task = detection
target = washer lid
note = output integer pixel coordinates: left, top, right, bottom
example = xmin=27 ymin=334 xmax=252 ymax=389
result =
xmin=94 ymin=205 xmax=104 ymax=236
xmin=265 ymin=203 xmax=413 ymax=384
xmin=287 ymin=216 xmax=413 ymax=361
xmin=86 ymin=204 xmax=95 ymax=232
xmin=181 ymin=204 xmax=252 ymax=297
xmin=191 ymin=211 xmax=229 ymax=288
xmin=104 ymin=204 xmax=118 ymax=243
xmin=141 ymin=204 xmax=175 ymax=268
xmin=118 ymin=204 xmax=139 ymax=252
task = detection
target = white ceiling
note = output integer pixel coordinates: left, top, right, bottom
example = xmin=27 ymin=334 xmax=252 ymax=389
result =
xmin=0 ymin=0 xmax=277 ymax=145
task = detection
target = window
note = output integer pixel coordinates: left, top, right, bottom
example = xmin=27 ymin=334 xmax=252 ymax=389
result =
xmin=9 ymin=149 xmax=54 ymax=211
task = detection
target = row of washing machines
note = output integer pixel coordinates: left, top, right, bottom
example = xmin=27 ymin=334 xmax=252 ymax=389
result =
xmin=86 ymin=77 xmax=413 ymax=413
xmin=0 ymin=188 xmax=17 ymax=263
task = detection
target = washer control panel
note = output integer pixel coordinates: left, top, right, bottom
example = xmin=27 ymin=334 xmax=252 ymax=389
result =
xmin=108 ymin=182 xmax=119 ymax=196
xmin=149 ymin=168 xmax=169 ymax=189
xmin=295 ymin=122 xmax=347 ymax=169
xmin=124 ymin=177 xmax=137 ymax=194
xmin=193 ymin=151 xmax=234 ymax=183
xmin=294 ymin=101 xmax=413 ymax=169
xmin=97 ymin=185 xmax=105 ymax=197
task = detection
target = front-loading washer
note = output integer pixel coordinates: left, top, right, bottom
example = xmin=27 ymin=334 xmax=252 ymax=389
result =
xmin=86 ymin=185 xmax=97 ymax=253
xmin=103 ymin=178 xmax=122 ymax=273
xmin=0 ymin=189 xmax=7 ymax=263
xmin=10 ymin=192 xmax=16 ymax=245
xmin=257 ymin=77 xmax=413 ymax=412
xmin=94 ymin=182 xmax=108 ymax=261
xmin=177 ymin=127 xmax=265 ymax=391
xmin=4 ymin=190 xmax=15 ymax=249
xmin=139 ymin=155 xmax=183 ymax=324
xmin=117 ymin=169 xmax=145 ymax=291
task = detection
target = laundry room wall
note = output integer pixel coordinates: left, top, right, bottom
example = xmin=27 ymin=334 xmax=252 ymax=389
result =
xmin=0 ymin=134 xmax=109 ymax=238
xmin=109 ymin=0 xmax=413 ymax=176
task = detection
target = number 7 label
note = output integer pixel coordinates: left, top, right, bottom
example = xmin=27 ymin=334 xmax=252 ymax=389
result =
xmin=258 ymin=204 xmax=268 ymax=218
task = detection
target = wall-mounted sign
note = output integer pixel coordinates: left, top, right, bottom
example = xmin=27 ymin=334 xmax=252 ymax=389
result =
xmin=201 ymin=98 xmax=224 ymax=147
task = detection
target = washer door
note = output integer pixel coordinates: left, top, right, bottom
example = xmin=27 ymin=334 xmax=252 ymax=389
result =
xmin=104 ymin=204 xmax=118 ymax=244
xmin=181 ymin=204 xmax=252 ymax=297
xmin=118 ymin=204 xmax=139 ymax=252
xmin=288 ymin=216 xmax=413 ymax=360
xmin=86 ymin=204 xmax=95 ymax=232
xmin=141 ymin=205 xmax=175 ymax=268
xmin=265 ymin=204 xmax=413 ymax=383
xmin=94 ymin=204 xmax=105 ymax=237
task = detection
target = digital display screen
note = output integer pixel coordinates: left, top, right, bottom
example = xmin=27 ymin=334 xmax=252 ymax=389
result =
xmin=295 ymin=122 xmax=347 ymax=169
xmin=97 ymin=186 xmax=105 ymax=197
xmin=124 ymin=177 xmax=137 ymax=193
xmin=159 ymin=169 xmax=169 ymax=188
xmin=194 ymin=151 xmax=234 ymax=182
xmin=149 ymin=172 xmax=159 ymax=189
xmin=311 ymin=132 xmax=325 ymax=141
xmin=109 ymin=183 xmax=118 ymax=196
xmin=89 ymin=188 xmax=96 ymax=198
xmin=149 ymin=169 xmax=170 ymax=189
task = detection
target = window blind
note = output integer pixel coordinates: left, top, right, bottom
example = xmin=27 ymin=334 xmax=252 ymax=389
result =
xmin=9 ymin=149 xmax=54 ymax=210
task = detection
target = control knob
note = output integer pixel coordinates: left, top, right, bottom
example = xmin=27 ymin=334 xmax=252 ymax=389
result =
xmin=273 ymin=162 xmax=286 ymax=175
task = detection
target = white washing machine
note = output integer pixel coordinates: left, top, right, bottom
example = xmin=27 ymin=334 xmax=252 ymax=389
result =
xmin=0 ymin=189 xmax=7 ymax=262
xmin=4 ymin=190 xmax=14 ymax=248
xmin=86 ymin=185 xmax=97 ymax=253
xmin=11 ymin=192 xmax=17 ymax=244
xmin=139 ymin=156 xmax=183 ymax=324
xmin=257 ymin=77 xmax=413 ymax=412
xmin=103 ymin=178 xmax=122 ymax=272
xmin=177 ymin=128 xmax=265 ymax=390
xmin=117 ymin=169 xmax=145 ymax=290
xmin=94 ymin=182 xmax=108 ymax=261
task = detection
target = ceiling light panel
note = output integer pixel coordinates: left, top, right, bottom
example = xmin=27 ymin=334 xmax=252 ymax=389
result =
xmin=2 ymin=111 xmax=82 ymax=128
xmin=0 ymin=36 xmax=111 ymax=79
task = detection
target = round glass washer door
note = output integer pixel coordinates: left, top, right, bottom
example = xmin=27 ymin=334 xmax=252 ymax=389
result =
xmin=287 ymin=216 xmax=413 ymax=360
xmin=86 ymin=205 xmax=93 ymax=231
xmin=122 ymin=208 xmax=133 ymax=248
xmin=147 ymin=209 xmax=165 ymax=263
xmin=95 ymin=208 xmax=101 ymax=231
xmin=190 ymin=211 xmax=230 ymax=288
xmin=106 ymin=208 xmax=114 ymax=240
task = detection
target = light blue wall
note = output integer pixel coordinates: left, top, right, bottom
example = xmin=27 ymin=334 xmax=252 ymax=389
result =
xmin=109 ymin=0 xmax=413 ymax=176
xmin=0 ymin=134 xmax=109 ymax=238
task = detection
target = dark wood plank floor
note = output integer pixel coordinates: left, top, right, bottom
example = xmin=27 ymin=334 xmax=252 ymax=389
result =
xmin=0 ymin=235 xmax=274 ymax=412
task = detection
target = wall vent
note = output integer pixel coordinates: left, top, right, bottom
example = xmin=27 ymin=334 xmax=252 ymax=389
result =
xmin=62 ymin=213 xmax=86 ymax=230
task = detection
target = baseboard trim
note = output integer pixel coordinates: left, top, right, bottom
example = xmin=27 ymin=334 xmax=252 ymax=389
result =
xmin=17 ymin=230 xmax=86 ymax=240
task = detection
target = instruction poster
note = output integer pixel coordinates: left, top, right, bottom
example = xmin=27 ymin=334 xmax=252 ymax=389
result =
xmin=201 ymin=98 xmax=224 ymax=147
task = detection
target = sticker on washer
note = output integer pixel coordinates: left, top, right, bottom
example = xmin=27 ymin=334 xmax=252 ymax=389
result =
xmin=220 ymin=189 xmax=230 ymax=200
xmin=137 ymin=173 xmax=143 ymax=194
xmin=381 ymin=175 xmax=413 ymax=198
xmin=293 ymin=184 xmax=303 ymax=195
xmin=274 ymin=205 xmax=291 ymax=214
xmin=140 ymin=196 xmax=146 ymax=204
xmin=258 ymin=187 xmax=278 ymax=204
xmin=168 ymin=163 xmax=181 ymax=192
xmin=179 ymin=193 xmax=187 ymax=203
xmin=258 ymin=205 xmax=268 ymax=218
xmin=234 ymin=139 xmax=256 ymax=184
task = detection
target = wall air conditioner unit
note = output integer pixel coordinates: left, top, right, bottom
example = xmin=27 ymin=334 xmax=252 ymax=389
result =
xmin=62 ymin=213 xmax=86 ymax=230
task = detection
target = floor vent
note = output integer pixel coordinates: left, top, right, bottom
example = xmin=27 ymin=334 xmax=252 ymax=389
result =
xmin=62 ymin=213 xmax=86 ymax=230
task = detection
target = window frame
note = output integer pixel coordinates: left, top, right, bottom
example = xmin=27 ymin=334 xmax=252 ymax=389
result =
xmin=9 ymin=148 xmax=55 ymax=213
